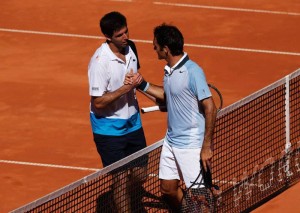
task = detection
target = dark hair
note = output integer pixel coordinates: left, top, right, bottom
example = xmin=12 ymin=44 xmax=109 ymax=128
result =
xmin=153 ymin=23 xmax=184 ymax=56
xmin=100 ymin=11 xmax=127 ymax=38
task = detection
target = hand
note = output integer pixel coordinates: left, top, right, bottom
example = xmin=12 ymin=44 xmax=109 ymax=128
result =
xmin=124 ymin=69 xmax=143 ymax=87
xmin=124 ymin=69 xmax=134 ymax=85
xmin=200 ymin=145 xmax=213 ymax=172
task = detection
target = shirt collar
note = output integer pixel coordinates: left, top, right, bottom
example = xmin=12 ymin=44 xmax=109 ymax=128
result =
xmin=164 ymin=52 xmax=189 ymax=75
xmin=103 ymin=42 xmax=130 ymax=63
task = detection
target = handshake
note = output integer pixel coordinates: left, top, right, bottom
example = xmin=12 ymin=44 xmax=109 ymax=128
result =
xmin=124 ymin=69 xmax=149 ymax=92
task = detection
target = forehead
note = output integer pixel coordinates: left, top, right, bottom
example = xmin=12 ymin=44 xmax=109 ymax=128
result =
xmin=112 ymin=26 xmax=128 ymax=37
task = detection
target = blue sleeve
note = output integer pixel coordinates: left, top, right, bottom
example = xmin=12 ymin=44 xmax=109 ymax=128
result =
xmin=188 ymin=64 xmax=211 ymax=101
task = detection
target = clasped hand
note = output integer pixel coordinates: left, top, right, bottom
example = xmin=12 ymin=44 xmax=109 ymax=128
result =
xmin=124 ymin=69 xmax=143 ymax=88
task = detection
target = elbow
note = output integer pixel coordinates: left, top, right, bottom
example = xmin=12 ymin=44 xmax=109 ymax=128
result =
xmin=204 ymin=104 xmax=217 ymax=119
xmin=212 ymin=105 xmax=218 ymax=118
xmin=156 ymin=98 xmax=166 ymax=106
xmin=94 ymin=104 xmax=103 ymax=110
xmin=91 ymin=97 xmax=107 ymax=109
xmin=93 ymin=102 xmax=106 ymax=109
xmin=213 ymin=105 xmax=218 ymax=115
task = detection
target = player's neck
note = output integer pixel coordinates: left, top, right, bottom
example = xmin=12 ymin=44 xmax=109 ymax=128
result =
xmin=167 ymin=54 xmax=184 ymax=68
xmin=108 ymin=43 xmax=125 ymax=53
xmin=108 ymin=42 xmax=126 ymax=61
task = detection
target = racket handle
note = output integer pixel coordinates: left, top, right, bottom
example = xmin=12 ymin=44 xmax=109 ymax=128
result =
xmin=141 ymin=105 xmax=167 ymax=113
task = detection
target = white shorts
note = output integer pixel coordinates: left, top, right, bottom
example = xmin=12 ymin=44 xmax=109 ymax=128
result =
xmin=159 ymin=138 xmax=203 ymax=188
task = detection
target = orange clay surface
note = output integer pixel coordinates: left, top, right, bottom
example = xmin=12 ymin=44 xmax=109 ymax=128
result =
xmin=0 ymin=0 xmax=299 ymax=212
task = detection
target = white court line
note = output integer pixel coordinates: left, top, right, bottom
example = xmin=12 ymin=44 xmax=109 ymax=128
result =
xmin=153 ymin=2 xmax=300 ymax=16
xmin=0 ymin=28 xmax=300 ymax=56
xmin=0 ymin=28 xmax=104 ymax=39
xmin=110 ymin=0 xmax=132 ymax=2
xmin=183 ymin=43 xmax=300 ymax=56
xmin=1 ymin=159 xmax=161 ymax=178
xmin=0 ymin=160 xmax=99 ymax=171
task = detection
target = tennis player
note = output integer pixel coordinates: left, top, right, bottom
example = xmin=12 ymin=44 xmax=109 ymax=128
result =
xmin=126 ymin=23 xmax=217 ymax=212
xmin=88 ymin=11 xmax=147 ymax=212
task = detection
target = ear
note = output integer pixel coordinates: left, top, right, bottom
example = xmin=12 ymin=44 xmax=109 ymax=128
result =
xmin=163 ymin=46 xmax=170 ymax=55
xmin=104 ymin=34 xmax=112 ymax=41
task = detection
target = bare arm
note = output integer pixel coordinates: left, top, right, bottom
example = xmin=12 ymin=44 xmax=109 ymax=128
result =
xmin=200 ymin=97 xmax=217 ymax=172
xmin=93 ymin=71 xmax=142 ymax=109
xmin=92 ymin=84 xmax=135 ymax=109
xmin=144 ymin=83 xmax=165 ymax=104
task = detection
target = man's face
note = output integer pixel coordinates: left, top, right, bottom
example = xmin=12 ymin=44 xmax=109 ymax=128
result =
xmin=109 ymin=26 xmax=129 ymax=49
xmin=153 ymin=37 xmax=166 ymax=60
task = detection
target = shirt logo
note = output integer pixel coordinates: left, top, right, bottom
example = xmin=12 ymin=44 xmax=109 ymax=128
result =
xmin=92 ymin=87 xmax=99 ymax=91
xmin=95 ymin=56 xmax=101 ymax=62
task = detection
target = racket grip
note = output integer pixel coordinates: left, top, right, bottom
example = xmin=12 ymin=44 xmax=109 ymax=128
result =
xmin=141 ymin=105 xmax=167 ymax=113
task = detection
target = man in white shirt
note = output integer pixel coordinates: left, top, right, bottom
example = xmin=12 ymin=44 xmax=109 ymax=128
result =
xmin=88 ymin=11 xmax=147 ymax=212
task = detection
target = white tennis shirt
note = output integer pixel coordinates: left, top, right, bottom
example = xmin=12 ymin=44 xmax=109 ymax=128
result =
xmin=164 ymin=53 xmax=212 ymax=148
xmin=88 ymin=42 xmax=142 ymax=136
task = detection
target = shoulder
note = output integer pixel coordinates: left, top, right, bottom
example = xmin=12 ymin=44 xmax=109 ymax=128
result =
xmin=185 ymin=59 xmax=204 ymax=74
xmin=127 ymin=40 xmax=138 ymax=55
xmin=184 ymin=59 xmax=207 ymax=85
xmin=127 ymin=39 xmax=137 ymax=49
xmin=88 ymin=44 xmax=110 ymax=74
xmin=90 ymin=44 xmax=110 ymax=65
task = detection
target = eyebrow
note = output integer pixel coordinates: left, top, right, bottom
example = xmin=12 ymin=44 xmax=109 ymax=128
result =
xmin=115 ymin=28 xmax=128 ymax=37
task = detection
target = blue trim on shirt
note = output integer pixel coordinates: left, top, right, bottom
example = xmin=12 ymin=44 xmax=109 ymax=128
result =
xmin=90 ymin=112 xmax=142 ymax=136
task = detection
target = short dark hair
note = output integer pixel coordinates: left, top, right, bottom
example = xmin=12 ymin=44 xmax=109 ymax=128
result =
xmin=153 ymin=23 xmax=184 ymax=56
xmin=100 ymin=11 xmax=127 ymax=38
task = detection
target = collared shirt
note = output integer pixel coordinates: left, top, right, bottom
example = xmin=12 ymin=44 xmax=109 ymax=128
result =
xmin=88 ymin=41 xmax=142 ymax=136
xmin=164 ymin=53 xmax=211 ymax=148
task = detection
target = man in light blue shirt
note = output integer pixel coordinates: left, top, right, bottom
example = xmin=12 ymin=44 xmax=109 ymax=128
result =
xmin=127 ymin=23 xmax=217 ymax=212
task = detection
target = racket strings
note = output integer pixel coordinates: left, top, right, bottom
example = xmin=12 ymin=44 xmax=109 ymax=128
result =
xmin=180 ymin=160 xmax=221 ymax=213
xmin=181 ymin=187 xmax=214 ymax=213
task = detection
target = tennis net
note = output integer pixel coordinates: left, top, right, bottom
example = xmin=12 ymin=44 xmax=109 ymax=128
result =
xmin=12 ymin=68 xmax=300 ymax=213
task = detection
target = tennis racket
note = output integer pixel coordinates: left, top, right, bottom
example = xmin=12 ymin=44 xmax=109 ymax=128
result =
xmin=180 ymin=160 xmax=220 ymax=213
xmin=141 ymin=83 xmax=223 ymax=113
xmin=208 ymin=83 xmax=223 ymax=112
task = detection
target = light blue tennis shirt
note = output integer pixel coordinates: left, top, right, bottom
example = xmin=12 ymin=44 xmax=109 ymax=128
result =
xmin=164 ymin=53 xmax=211 ymax=148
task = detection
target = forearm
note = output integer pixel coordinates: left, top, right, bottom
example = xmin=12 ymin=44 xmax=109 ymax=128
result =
xmin=92 ymin=85 xmax=131 ymax=109
xmin=203 ymin=103 xmax=217 ymax=148
xmin=203 ymin=113 xmax=216 ymax=148
xmin=145 ymin=83 xmax=165 ymax=103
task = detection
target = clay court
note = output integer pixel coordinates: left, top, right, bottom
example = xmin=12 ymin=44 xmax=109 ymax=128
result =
xmin=0 ymin=0 xmax=299 ymax=212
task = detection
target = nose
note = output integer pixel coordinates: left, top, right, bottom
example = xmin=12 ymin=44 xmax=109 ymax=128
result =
xmin=123 ymin=33 xmax=128 ymax=40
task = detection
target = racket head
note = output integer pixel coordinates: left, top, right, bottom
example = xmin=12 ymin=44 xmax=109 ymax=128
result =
xmin=208 ymin=83 xmax=223 ymax=112
xmin=181 ymin=162 xmax=216 ymax=212
xmin=181 ymin=184 xmax=214 ymax=213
